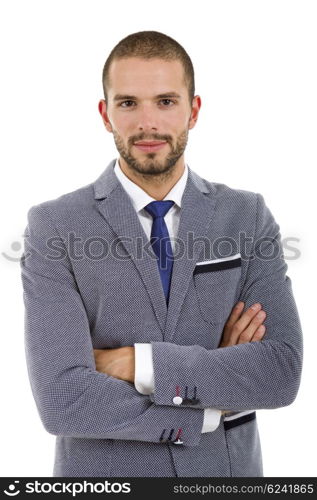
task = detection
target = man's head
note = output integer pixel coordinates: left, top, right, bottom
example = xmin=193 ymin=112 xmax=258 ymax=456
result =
xmin=98 ymin=31 xmax=201 ymax=180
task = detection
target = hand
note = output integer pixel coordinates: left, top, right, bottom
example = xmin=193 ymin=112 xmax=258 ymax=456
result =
xmin=219 ymin=302 xmax=266 ymax=415
xmin=219 ymin=301 xmax=266 ymax=348
xmin=93 ymin=346 xmax=135 ymax=383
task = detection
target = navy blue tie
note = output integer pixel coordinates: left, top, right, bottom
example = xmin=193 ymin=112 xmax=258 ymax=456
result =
xmin=144 ymin=200 xmax=175 ymax=305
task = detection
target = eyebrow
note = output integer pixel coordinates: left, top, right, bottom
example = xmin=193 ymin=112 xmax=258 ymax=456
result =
xmin=113 ymin=92 xmax=182 ymax=101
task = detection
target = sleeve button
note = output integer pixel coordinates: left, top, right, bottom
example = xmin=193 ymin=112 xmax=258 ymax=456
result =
xmin=173 ymin=438 xmax=184 ymax=445
xmin=173 ymin=396 xmax=183 ymax=405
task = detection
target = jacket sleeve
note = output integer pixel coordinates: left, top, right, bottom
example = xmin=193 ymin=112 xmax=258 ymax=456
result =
xmin=20 ymin=203 xmax=204 ymax=446
xmin=149 ymin=193 xmax=303 ymax=411
xmin=134 ymin=343 xmax=222 ymax=432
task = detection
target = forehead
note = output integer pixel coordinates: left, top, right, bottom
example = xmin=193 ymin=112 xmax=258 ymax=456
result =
xmin=107 ymin=57 xmax=186 ymax=97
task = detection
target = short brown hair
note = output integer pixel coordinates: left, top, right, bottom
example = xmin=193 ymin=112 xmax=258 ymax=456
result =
xmin=102 ymin=31 xmax=195 ymax=105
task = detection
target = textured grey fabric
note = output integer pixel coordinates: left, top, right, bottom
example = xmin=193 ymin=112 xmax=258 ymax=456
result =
xmin=20 ymin=158 xmax=303 ymax=477
xmin=149 ymin=186 xmax=302 ymax=411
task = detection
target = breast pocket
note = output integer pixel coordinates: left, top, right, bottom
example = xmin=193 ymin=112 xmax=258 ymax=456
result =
xmin=193 ymin=254 xmax=242 ymax=325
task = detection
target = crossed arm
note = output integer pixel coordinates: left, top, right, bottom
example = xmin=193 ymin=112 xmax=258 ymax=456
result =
xmin=21 ymin=193 xmax=303 ymax=445
xmin=93 ymin=299 xmax=267 ymax=392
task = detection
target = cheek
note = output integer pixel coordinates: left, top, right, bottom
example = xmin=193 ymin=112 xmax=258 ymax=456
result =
xmin=112 ymin=124 xmax=130 ymax=145
xmin=111 ymin=112 xmax=131 ymax=133
xmin=167 ymin=112 xmax=189 ymax=131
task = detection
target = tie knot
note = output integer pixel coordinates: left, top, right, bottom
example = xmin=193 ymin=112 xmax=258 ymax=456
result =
xmin=144 ymin=200 xmax=175 ymax=219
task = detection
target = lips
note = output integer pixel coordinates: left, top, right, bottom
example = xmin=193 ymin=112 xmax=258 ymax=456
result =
xmin=135 ymin=141 xmax=166 ymax=146
xmin=134 ymin=141 xmax=167 ymax=152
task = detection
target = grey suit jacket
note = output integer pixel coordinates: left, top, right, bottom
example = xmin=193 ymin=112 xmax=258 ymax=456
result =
xmin=20 ymin=159 xmax=303 ymax=477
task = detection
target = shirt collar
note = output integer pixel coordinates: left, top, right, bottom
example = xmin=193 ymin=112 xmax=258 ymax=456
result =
xmin=113 ymin=158 xmax=188 ymax=213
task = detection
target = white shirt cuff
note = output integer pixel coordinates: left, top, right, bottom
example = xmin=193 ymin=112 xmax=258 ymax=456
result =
xmin=201 ymin=408 xmax=222 ymax=432
xmin=134 ymin=343 xmax=154 ymax=395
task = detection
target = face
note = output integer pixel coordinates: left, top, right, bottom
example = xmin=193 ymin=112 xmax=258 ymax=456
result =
xmin=98 ymin=57 xmax=201 ymax=178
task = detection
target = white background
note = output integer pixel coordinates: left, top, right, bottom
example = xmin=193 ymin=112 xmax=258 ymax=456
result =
xmin=0 ymin=0 xmax=316 ymax=477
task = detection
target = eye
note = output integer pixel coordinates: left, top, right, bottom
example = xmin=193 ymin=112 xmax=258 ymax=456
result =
xmin=160 ymin=99 xmax=176 ymax=106
xmin=119 ymin=100 xmax=135 ymax=108
xmin=118 ymin=98 xmax=176 ymax=108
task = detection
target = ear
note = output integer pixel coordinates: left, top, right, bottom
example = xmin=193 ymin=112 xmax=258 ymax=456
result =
xmin=98 ymin=99 xmax=113 ymax=133
xmin=188 ymin=95 xmax=202 ymax=130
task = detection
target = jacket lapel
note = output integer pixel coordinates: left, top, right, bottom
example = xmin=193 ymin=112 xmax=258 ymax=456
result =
xmin=94 ymin=159 xmax=167 ymax=332
xmin=93 ymin=159 xmax=217 ymax=340
xmin=163 ymin=167 xmax=217 ymax=342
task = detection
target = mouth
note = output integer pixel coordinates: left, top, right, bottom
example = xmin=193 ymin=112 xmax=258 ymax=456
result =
xmin=134 ymin=141 xmax=167 ymax=153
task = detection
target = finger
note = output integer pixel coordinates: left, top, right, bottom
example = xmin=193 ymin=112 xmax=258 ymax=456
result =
xmin=224 ymin=301 xmax=245 ymax=329
xmin=225 ymin=304 xmax=264 ymax=346
xmin=250 ymin=324 xmax=266 ymax=342
xmin=237 ymin=310 xmax=266 ymax=344
xmin=220 ymin=302 xmax=245 ymax=346
xmin=228 ymin=303 xmax=263 ymax=343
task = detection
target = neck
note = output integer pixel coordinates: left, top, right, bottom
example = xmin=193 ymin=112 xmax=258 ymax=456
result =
xmin=118 ymin=156 xmax=185 ymax=200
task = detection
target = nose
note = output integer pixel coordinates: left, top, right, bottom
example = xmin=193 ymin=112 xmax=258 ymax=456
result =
xmin=136 ymin=104 xmax=159 ymax=132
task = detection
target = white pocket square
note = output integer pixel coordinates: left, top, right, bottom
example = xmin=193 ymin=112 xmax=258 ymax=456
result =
xmin=196 ymin=252 xmax=241 ymax=266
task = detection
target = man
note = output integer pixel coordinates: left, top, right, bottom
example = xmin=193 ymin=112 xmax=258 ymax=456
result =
xmin=21 ymin=31 xmax=303 ymax=477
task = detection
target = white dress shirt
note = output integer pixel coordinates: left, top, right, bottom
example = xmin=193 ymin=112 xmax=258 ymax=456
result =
xmin=114 ymin=158 xmax=222 ymax=433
